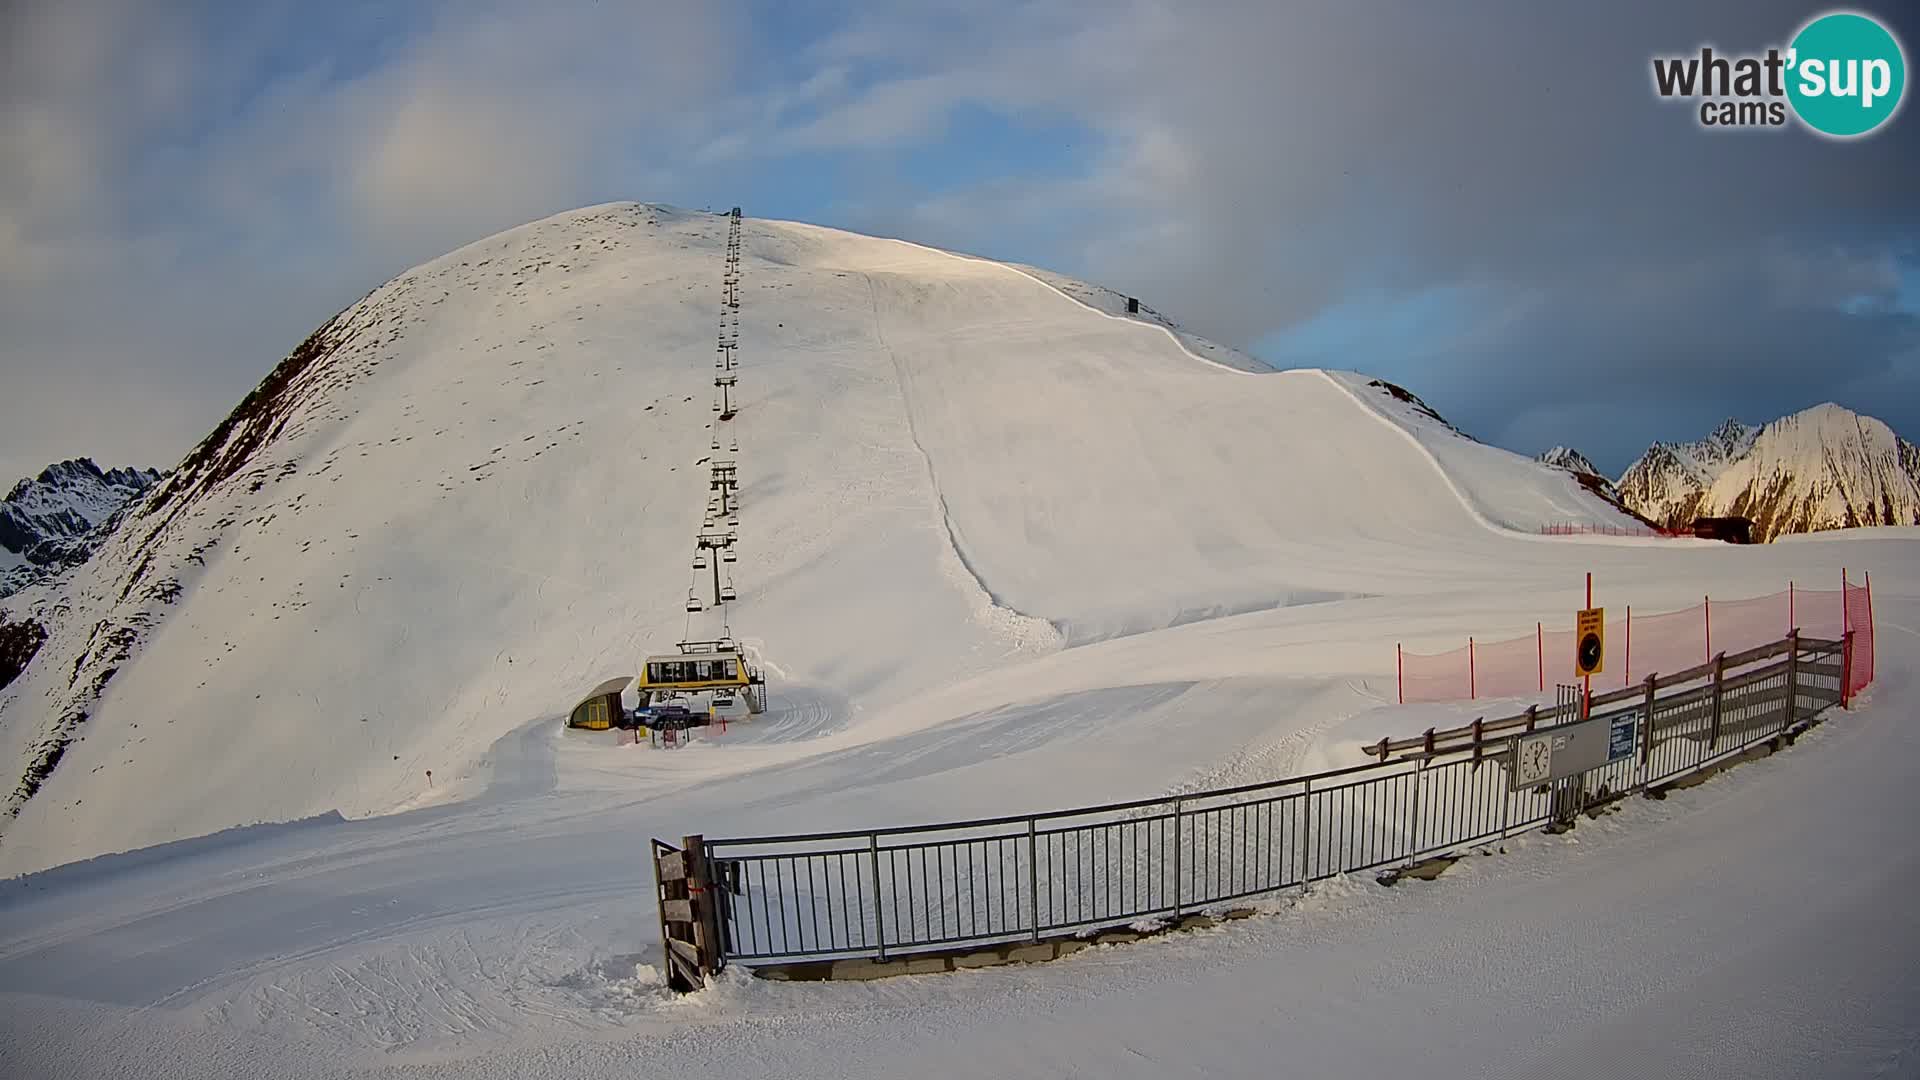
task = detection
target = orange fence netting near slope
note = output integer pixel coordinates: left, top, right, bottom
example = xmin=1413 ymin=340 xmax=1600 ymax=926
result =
xmin=1399 ymin=572 xmax=1875 ymax=705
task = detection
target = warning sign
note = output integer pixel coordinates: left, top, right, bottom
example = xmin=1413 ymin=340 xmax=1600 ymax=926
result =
xmin=1575 ymin=607 xmax=1605 ymax=676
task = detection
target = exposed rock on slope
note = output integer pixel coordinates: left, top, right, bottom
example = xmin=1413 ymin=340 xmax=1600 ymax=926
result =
xmin=1 ymin=459 xmax=163 ymax=597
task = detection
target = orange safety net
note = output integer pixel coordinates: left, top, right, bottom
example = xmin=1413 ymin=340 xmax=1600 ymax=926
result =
xmin=1845 ymin=574 xmax=1874 ymax=697
xmin=1398 ymin=575 xmax=1876 ymax=705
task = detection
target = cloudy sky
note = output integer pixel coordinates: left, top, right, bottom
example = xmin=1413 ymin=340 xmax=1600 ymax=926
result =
xmin=3 ymin=0 xmax=1916 ymax=484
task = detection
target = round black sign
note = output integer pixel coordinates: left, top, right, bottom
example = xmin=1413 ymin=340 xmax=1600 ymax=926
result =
xmin=1578 ymin=632 xmax=1603 ymax=673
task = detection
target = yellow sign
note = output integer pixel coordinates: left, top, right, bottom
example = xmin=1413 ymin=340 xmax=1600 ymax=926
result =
xmin=1575 ymin=607 xmax=1605 ymax=676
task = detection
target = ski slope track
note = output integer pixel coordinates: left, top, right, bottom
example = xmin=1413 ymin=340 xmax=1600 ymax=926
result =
xmin=0 ymin=203 xmax=1913 ymax=1078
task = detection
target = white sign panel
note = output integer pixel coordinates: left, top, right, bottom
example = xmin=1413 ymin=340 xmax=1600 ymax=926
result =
xmin=1509 ymin=710 xmax=1633 ymax=791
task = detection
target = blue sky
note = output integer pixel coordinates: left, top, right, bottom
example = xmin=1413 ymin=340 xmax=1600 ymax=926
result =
xmin=3 ymin=0 xmax=1917 ymax=484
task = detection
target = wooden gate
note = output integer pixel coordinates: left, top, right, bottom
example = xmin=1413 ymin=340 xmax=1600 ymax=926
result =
xmin=651 ymin=835 xmax=723 ymax=992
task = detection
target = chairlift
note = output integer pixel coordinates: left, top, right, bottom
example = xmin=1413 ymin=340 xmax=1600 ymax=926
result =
xmin=693 ymin=550 xmax=708 ymax=570
xmin=719 ymin=582 xmax=737 ymax=602
xmin=722 ymin=547 xmax=738 ymax=563
xmin=685 ymin=590 xmax=704 ymax=613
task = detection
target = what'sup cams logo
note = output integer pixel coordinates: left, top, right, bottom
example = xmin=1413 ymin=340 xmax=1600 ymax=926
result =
xmin=1652 ymin=10 xmax=1906 ymax=137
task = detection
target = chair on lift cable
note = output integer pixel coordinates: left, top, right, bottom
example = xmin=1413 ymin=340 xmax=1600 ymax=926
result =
xmin=685 ymin=591 xmax=704 ymax=613
xmin=719 ymin=583 xmax=737 ymax=602
xmin=693 ymin=551 xmax=708 ymax=570
xmin=722 ymin=547 xmax=737 ymax=563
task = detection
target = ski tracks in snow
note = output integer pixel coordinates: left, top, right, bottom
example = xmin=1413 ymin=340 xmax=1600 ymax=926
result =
xmin=1160 ymin=680 xmax=1368 ymax=801
xmin=859 ymin=272 xmax=1061 ymax=657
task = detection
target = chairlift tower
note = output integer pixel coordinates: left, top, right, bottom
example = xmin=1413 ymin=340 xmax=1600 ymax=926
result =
xmin=695 ymin=531 xmax=738 ymax=606
xmin=710 ymin=460 xmax=739 ymax=515
xmin=715 ymin=373 xmax=737 ymax=421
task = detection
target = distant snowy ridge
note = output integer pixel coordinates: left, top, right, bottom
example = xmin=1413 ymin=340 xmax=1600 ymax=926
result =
xmin=1616 ymin=406 xmax=1920 ymax=541
xmin=1537 ymin=446 xmax=1599 ymax=476
xmin=1 ymin=459 xmax=163 ymax=597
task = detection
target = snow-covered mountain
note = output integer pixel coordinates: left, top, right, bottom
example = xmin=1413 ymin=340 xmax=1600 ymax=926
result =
xmin=1533 ymin=444 xmax=1655 ymax=524
xmin=1617 ymin=408 xmax=1920 ymax=541
xmin=0 ymin=459 xmax=162 ymax=597
xmin=0 ymin=202 xmax=1639 ymax=874
xmin=1537 ymin=446 xmax=1599 ymax=476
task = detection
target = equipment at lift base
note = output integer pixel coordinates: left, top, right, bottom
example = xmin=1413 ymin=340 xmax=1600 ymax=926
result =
xmin=639 ymin=638 xmax=768 ymax=714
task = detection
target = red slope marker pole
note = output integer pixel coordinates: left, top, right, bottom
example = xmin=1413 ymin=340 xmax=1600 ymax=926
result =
xmin=1469 ymin=637 xmax=1476 ymax=701
xmin=1865 ymin=571 xmax=1875 ymax=686
xmin=1624 ymin=606 xmax=1633 ymax=685
xmin=1584 ymin=572 xmax=1593 ymax=719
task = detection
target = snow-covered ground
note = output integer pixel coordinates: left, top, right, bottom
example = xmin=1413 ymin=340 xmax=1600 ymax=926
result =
xmin=0 ymin=204 xmax=1912 ymax=1077
xmin=0 ymin=553 xmax=1910 ymax=1079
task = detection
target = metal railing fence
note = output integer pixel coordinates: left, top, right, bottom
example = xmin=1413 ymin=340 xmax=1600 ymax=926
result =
xmin=690 ymin=633 xmax=1850 ymax=966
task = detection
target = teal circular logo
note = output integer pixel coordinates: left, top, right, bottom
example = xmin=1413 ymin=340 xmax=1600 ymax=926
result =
xmin=1787 ymin=11 xmax=1906 ymax=137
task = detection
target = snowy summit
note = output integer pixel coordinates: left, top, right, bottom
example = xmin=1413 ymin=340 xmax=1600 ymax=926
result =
xmin=0 ymin=458 xmax=162 ymax=597
xmin=1617 ymin=406 xmax=1920 ymax=540
xmin=0 ymin=202 xmax=1640 ymax=876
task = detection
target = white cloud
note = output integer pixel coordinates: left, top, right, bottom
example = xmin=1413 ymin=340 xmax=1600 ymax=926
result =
xmin=0 ymin=0 xmax=1914 ymax=481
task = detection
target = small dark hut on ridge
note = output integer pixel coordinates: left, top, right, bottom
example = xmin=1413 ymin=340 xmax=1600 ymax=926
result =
xmin=1691 ymin=516 xmax=1754 ymax=544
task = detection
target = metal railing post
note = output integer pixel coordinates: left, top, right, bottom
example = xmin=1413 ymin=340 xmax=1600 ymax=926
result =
xmin=1781 ymin=630 xmax=1799 ymax=738
xmin=1026 ymin=817 xmax=1040 ymax=942
xmin=1640 ymin=674 xmax=1657 ymax=770
xmin=868 ymin=832 xmax=886 ymax=961
xmin=1708 ymin=652 xmax=1726 ymax=751
xmin=1841 ymin=630 xmax=1854 ymax=709
xmin=1497 ymin=756 xmax=1511 ymax=838
xmin=1300 ymin=779 xmax=1313 ymax=884
xmin=1408 ymin=761 xmax=1424 ymax=864
xmin=1171 ymin=799 xmax=1184 ymax=917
